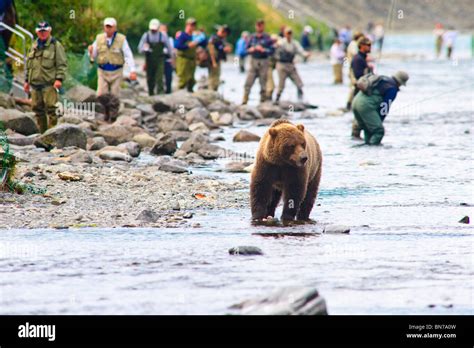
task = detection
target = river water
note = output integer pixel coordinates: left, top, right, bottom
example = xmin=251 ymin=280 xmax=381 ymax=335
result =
xmin=1 ymin=35 xmax=473 ymax=314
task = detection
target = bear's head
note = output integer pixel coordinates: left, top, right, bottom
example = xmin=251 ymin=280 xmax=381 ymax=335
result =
xmin=267 ymin=122 xmax=308 ymax=168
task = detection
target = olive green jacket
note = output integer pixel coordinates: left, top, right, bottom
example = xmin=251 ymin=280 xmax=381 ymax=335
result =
xmin=26 ymin=36 xmax=68 ymax=86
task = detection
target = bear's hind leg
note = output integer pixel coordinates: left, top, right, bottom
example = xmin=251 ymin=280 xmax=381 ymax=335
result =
xmin=297 ymin=170 xmax=321 ymax=221
xmin=266 ymin=189 xmax=282 ymax=217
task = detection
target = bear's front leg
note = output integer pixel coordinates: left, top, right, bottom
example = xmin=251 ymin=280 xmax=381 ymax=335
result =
xmin=281 ymin=181 xmax=307 ymax=223
xmin=250 ymin=168 xmax=275 ymax=221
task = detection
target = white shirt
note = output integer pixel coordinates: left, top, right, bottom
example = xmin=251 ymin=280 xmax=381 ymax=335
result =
xmin=443 ymin=30 xmax=457 ymax=47
xmin=90 ymin=33 xmax=136 ymax=72
xmin=330 ymin=43 xmax=345 ymax=65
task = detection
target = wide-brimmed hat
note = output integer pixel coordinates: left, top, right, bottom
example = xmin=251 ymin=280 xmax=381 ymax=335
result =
xmin=393 ymin=71 xmax=409 ymax=86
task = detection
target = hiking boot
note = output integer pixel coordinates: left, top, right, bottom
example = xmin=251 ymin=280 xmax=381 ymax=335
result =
xmin=297 ymin=89 xmax=303 ymax=101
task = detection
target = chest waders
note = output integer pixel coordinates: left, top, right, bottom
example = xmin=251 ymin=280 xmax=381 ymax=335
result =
xmin=145 ymin=34 xmax=165 ymax=95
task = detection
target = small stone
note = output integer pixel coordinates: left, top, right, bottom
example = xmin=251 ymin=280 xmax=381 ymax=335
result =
xmin=323 ymin=225 xmax=351 ymax=234
xmin=233 ymin=130 xmax=261 ymax=142
xmin=459 ymin=216 xmax=469 ymax=224
xmin=172 ymin=202 xmax=181 ymax=211
xmin=58 ymin=171 xmax=83 ymax=181
xmin=229 ymin=246 xmax=263 ymax=256
xmin=137 ymin=209 xmax=159 ymax=223
xmin=183 ymin=212 xmax=193 ymax=219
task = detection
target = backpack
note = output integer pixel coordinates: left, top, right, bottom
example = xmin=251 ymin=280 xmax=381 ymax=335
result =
xmin=196 ymin=46 xmax=210 ymax=68
xmin=356 ymin=73 xmax=382 ymax=95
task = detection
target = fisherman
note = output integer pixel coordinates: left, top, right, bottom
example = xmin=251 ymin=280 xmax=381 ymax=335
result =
xmin=352 ymin=71 xmax=409 ymax=145
xmin=350 ymin=36 xmax=372 ymax=138
xmin=174 ymin=18 xmax=199 ymax=92
xmin=433 ymin=23 xmax=444 ymax=58
xmin=330 ymin=38 xmax=345 ymax=84
xmin=274 ymin=27 xmax=310 ymax=103
xmin=88 ymin=17 xmax=137 ymax=97
xmin=235 ymin=31 xmax=249 ymax=73
xmin=242 ymin=19 xmax=274 ymax=104
xmin=208 ymin=24 xmax=231 ymax=91
xmin=265 ymin=34 xmax=279 ymax=101
xmin=159 ymin=23 xmax=175 ymax=94
xmin=344 ymin=31 xmax=364 ymax=110
xmin=23 ymin=21 xmax=67 ymax=133
xmin=138 ymin=19 xmax=173 ymax=96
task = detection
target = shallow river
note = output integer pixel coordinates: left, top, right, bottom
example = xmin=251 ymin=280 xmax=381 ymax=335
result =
xmin=1 ymin=35 xmax=473 ymax=314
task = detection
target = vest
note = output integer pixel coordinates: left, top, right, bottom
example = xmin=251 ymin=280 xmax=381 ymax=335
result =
xmin=96 ymin=32 xmax=126 ymax=66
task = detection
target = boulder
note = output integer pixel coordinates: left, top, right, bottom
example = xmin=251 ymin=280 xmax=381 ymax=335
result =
xmin=136 ymin=103 xmax=155 ymax=116
xmin=98 ymin=124 xmax=133 ymax=145
xmin=225 ymin=161 xmax=254 ymax=173
xmin=211 ymin=112 xmax=233 ymax=126
xmin=155 ymin=156 xmax=189 ymax=173
xmin=117 ymin=141 xmax=141 ymax=157
xmin=235 ymin=105 xmax=263 ymax=120
xmin=179 ymin=132 xmax=210 ymax=154
xmin=59 ymin=115 xmax=83 ymax=125
xmin=228 ymin=246 xmax=263 ymax=255
xmin=0 ymin=92 xmax=15 ymax=108
xmin=98 ymin=150 xmax=132 ymax=162
xmin=168 ymin=130 xmax=191 ymax=141
xmin=233 ymin=130 xmax=260 ymax=142
xmin=0 ymin=109 xmax=39 ymax=135
xmin=133 ymin=133 xmax=156 ymax=148
xmin=137 ymin=209 xmax=160 ymax=223
xmin=231 ymin=287 xmax=328 ymax=315
xmin=196 ymin=144 xmax=226 ymax=159
xmin=207 ymin=99 xmax=234 ymax=114
xmin=65 ymin=85 xmax=97 ymax=103
xmin=188 ymin=122 xmax=210 ymax=133
xmin=69 ymin=149 xmax=93 ymax=164
xmin=193 ymin=89 xmax=221 ymax=106
xmin=34 ymin=124 xmax=87 ymax=150
xmin=150 ymin=133 xmax=177 ymax=155
xmin=7 ymin=133 xmax=39 ymax=146
xmin=185 ymin=107 xmax=210 ymax=124
xmin=323 ymin=225 xmax=351 ymax=234
xmin=277 ymin=100 xmax=307 ymax=111
xmin=115 ymin=115 xmax=138 ymax=127
xmin=157 ymin=114 xmax=189 ymax=133
xmin=87 ymin=136 xmax=107 ymax=151
xmin=152 ymin=90 xmax=202 ymax=112
xmin=258 ymin=102 xmax=287 ymax=118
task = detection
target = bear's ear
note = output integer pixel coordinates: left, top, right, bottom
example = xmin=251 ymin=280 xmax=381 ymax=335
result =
xmin=296 ymin=124 xmax=305 ymax=132
xmin=269 ymin=128 xmax=278 ymax=137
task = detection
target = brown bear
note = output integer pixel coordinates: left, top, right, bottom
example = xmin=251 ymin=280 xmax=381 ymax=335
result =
xmin=250 ymin=119 xmax=322 ymax=223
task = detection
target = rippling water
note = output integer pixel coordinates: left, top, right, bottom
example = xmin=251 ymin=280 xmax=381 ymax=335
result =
xmin=1 ymin=35 xmax=473 ymax=314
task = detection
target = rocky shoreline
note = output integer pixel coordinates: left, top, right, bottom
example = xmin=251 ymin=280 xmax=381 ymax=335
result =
xmin=0 ymin=75 xmax=320 ymax=229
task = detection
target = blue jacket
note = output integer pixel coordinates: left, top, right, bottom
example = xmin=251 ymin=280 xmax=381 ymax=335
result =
xmin=174 ymin=32 xmax=193 ymax=51
xmin=351 ymin=52 xmax=369 ymax=80
xmin=235 ymin=38 xmax=247 ymax=57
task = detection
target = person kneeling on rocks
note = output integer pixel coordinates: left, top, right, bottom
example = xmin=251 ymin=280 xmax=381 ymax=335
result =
xmin=352 ymin=71 xmax=409 ymax=145
xmin=274 ymin=27 xmax=310 ymax=103
xmin=24 ymin=21 xmax=67 ymax=133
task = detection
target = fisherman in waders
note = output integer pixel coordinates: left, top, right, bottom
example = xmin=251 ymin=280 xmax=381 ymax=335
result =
xmin=352 ymin=71 xmax=409 ymax=145
xmin=88 ymin=17 xmax=137 ymax=97
xmin=174 ymin=18 xmax=198 ymax=92
xmin=208 ymin=24 xmax=231 ymax=91
xmin=24 ymin=21 xmax=67 ymax=133
xmin=242 ymin=19 xmax=274 ymax=104
xmin=138 ymin=19 xmax=173 ymax=96
xmin=274 ymin=27 xmax=310 ymax=103
xmin=350 ymin=36 xmax=372 ymax=138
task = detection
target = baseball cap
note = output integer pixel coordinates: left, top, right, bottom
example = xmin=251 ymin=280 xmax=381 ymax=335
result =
xmin=149 ymin=19 xmax=160 ymax=30
xmin=36 ymin=21 xmax=52 ymax=32
xmin=392 ymin=71 xmax=409 ymax=86
xmin=186 ymin=17 xmax=197 ymax=25
xmin=104 ymin=17 xmax=117 ymax=27
xmin=357 ymin=36 xmax=371 ymax=47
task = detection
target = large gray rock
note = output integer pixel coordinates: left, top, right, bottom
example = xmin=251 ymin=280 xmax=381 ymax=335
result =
xmin=34 ymin=124 xmax=87 ymax=150
xmin=233 ymin=130 xmax=260 ymax=142
xmin=66 ymin=85 xmax=97 ymax=103
xmin=231 ymin=287 xmax=328 ymax=315
xmin=0 ymin=92 xmax=16 ymax=108
xmin=98 ymin=149 xmax=132 ymax=162
xmin=0 ymin=108 xmax=39 ymax=135
xmin=150 ymin=133 xmax=177 ymax=155
xmin=133 ymin=133 xmax=156 ymax=148
xmin=207 ymin=99 xmax=234 ymax=114
xmin=155 ymin=156 xmax=189 ymax=173
xmin=118 ymin=141 xmax=141 ymax=157
xmin=229 ymin=246 xmax=263 ymax=255
xmin=236 ymin=105 xmax=263 ymax=120
xmin=192 ymin=89 xmax=221 ymax=106
xmin=87 ymin=136 xmax=107 ymax=151
xmin=7 ymin=133 xmax=39 ymax=146
xmin=157 ymin=114 xmax=189 ymax=133
xmin=258 ymin=102 xmax=287 ymax=118
xmin=98 ymin=124 xmax=133 ymax=145
xmin=179 ymin=132 xmax=210 ymax=154
xmin=196 ymin=144 xmax=226 ymax=159
xmin=151 ymin=90 xmax=203 ymax=112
